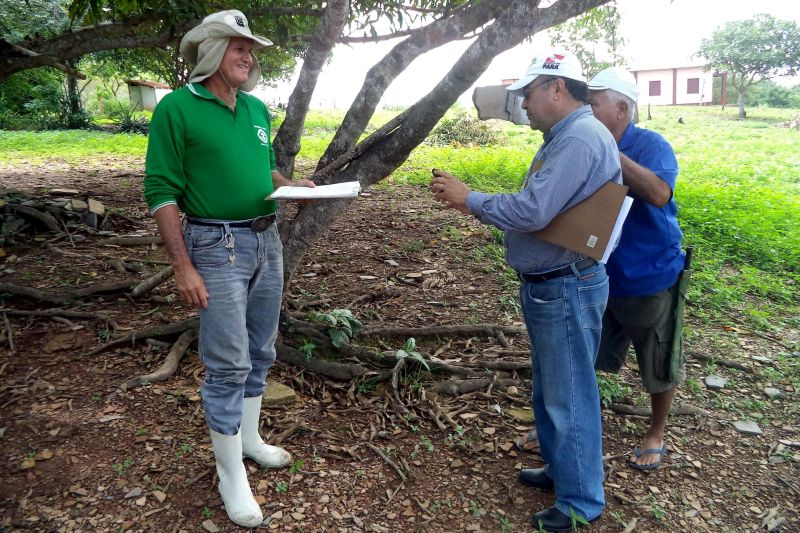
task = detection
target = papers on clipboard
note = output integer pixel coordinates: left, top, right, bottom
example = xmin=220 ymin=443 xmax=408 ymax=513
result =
xmin=600 ymin=196 xmax=633 ymax=263
xmin=268 ymin=181 xmax=361 ymax=200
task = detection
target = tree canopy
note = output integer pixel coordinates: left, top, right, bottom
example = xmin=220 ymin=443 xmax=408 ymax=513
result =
xmin=548 ymin=3 xmax=624 ymax=79
xmin=697 ymin=14 xmax=800 ymax=118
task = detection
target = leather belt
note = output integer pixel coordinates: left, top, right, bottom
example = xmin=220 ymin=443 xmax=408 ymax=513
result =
xmin=519 ymin=257 xmax=597 ymax=283
xmin=187 ymin=214 xmax=275 ymax=233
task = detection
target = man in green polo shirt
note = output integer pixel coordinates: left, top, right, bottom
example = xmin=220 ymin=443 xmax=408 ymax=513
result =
xmin=144 ymin=10 xmax=314 ymax=528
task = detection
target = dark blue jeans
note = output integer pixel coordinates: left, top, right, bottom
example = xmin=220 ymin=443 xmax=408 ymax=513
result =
xmin=520 ymin=262 xmax=608 ymax=521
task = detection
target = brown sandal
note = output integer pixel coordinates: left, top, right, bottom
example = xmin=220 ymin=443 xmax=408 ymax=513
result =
xmin=513 ymin=431 xmax=541 ymax=454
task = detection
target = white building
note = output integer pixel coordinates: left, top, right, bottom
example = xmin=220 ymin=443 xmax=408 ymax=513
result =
xmin=630 ymin=63 xmax=721 ymax=106
xmin=127 ymin=80 xmax=172 ymax=112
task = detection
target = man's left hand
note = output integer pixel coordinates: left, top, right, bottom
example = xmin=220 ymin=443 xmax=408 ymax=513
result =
xmin=431 ymin=169 xmax=471 ymax=214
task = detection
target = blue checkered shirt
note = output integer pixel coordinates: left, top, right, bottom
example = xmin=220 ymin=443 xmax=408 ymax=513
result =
xmin=465 ymin=105 xmax=622 ymax=274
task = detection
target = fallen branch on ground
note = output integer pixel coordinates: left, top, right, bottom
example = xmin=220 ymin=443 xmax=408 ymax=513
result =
xmin=7 ymin=204 xmax=62 ymax=233
xmin=364 ymin=442 xmax=408 ymax=482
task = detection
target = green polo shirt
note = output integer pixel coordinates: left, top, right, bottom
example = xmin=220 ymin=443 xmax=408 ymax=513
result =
xmin=144 ymin=83 xmax=277 ymax=220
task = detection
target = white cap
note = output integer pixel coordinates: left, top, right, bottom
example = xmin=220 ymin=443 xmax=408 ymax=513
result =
xmin=588 ymin=67 xmax=640 ymax=103
xmin=506 ymin=50 xmax=586 ymax=95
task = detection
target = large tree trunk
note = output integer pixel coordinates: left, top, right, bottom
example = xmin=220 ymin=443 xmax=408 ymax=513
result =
xmin=737 ymin=87 xmax=746 ymax=119
xmin=279 ymin=0 xmax=611 ymax=281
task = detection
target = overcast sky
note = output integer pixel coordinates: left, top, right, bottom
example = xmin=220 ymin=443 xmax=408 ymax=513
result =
xmin=256 ymin=0 xmax=800 ymax=108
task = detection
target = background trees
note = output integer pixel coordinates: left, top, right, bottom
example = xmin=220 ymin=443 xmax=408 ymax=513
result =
xmin=697 ymin=14 xmax=800 ymax=119
xmin=549 ymin=3 xmax=625 ymax=78
xmin=2 ymin=0 xmax=612 ymax=279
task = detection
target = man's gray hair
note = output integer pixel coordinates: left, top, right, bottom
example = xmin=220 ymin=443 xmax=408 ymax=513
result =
xmin=606 ymin=89 xmax=636 ymax=122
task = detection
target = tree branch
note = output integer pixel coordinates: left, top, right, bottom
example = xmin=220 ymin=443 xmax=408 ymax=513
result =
xmin=316 ymin=0 xmax=510 ymax=171
xmin=272 ymin=0 xmax=350 ymax=178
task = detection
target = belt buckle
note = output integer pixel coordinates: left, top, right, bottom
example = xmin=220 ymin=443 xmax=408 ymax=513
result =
xmin=250 ymin=216 xmax=271 ymax=232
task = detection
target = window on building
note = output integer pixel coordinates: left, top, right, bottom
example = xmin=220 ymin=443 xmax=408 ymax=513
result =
xmin=649 ymin=80 xmax=661 ymax=97
xmin=687 ymin=77 xmax=700 ymax=94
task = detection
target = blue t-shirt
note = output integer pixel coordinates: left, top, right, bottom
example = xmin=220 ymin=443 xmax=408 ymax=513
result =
xmin=606 ymin=122 xmax=684 ymax=297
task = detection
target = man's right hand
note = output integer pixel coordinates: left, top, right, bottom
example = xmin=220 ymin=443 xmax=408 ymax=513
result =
xmin=153 ymin=205 xmax=209 ymax=309
xmin=174 ymin=264 xmax=209 ymax=309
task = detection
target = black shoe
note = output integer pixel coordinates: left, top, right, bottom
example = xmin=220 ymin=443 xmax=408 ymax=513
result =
xmin=518 ymin=468 xmax=555 ymax=491
xmin=530 ymin=506 xmax=598 ymax=532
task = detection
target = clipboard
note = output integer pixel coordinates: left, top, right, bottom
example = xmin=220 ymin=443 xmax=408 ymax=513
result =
xmin=532 ymin=181 xmax=630 ymax=261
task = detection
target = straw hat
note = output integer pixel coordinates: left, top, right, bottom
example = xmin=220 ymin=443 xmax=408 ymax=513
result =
xmin=180 ymin=10 xmax=272 ymax=65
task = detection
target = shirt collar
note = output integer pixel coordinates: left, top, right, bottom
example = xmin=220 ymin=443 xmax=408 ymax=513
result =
xmin=187 ymin=82 xmax=241 ymax=107
xmin=543 ymin=105 xmax=592 ymax=144
xmin=618 ymin=121 xmax=636 ymax=150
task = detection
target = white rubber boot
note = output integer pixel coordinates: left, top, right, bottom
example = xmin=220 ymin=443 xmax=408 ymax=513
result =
xmin=209 ymin=428 xmax=263 ymax=528
xmin=241 ymin=395 xmax=293 ymax=468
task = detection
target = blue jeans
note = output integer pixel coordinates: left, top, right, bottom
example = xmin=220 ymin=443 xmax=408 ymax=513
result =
xmin=185 ymin=221 xmax=283 ymax=435
xmin=519 ymin=262 xmax=608 ymax=521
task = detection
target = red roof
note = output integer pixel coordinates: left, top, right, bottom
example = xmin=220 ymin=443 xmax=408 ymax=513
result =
xmin=126 ymin=79 xmax=171 ymax=89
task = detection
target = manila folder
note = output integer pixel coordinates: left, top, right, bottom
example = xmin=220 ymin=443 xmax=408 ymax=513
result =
xmin=532 ymin=181 xmax=630 ymax=261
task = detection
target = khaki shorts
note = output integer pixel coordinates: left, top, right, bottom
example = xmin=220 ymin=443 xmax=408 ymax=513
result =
xmin=595 ymin=283 xmax=685 ymax=394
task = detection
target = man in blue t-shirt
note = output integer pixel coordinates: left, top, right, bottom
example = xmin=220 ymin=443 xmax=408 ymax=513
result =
xmin=587 ymin=67 xmax=686 ymax=470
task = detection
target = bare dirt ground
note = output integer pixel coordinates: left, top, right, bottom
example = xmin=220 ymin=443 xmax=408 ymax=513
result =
xmin=1 ymin=158 xmax=798 ymax=533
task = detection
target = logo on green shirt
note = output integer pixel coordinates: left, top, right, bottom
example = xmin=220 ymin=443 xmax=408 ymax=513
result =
xmin=254 ymin=125 xmax=268 ymax=146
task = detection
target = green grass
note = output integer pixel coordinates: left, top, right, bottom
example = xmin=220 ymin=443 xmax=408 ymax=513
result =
xmin=2 ymin=105 xmax=798 ymax=330
xmin=0 ymin=129 xmax=148 ymax=162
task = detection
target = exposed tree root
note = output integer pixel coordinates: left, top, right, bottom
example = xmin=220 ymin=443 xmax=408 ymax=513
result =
xmin=431 ymin=377 xmax=518 ymax=396
xmin=130 ymin=266 xmax=174 ymax=298
xmin=84 ymin=317 xmax=199 ymax=356
xmin=0 ymin=280 xmax=138 ymax=305
xmin=2 ymin=312 xmax=14 ymax=353
xmin=687 ymin=350 xmax=751 ymax=373
xmin=607 ymin=402 xmax=710 ymax=418
xmin=465 ymin=359 xmax=530 ymax=371
xmin=0 ymin=308 xmax=113 ymax=320
xmin=119 ymin=328 xmax=198 ymax=390
xmin=100 ymin=235 xmax=163 ymax=246
xmin=276 ymin=342 xmax=369 ymax=380
xmin=348 ymin=288 xmax=404 ymax=308
xmin=360 ymin=323 xmax=526 ymax=339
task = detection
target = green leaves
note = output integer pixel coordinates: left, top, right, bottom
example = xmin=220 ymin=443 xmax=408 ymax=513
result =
xmin=395 ymin=337 xmax=430 ymax=371
xmin=310 ymin=308 xmax=362 ymax=348
xmin=549 ymin=4 xmax=626 ymax=78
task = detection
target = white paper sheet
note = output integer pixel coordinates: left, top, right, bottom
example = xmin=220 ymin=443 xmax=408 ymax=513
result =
xmin=599 ymin=196 xmax=634 ymax=264
xmin=267 ymin=181 xmax=361 ymax=200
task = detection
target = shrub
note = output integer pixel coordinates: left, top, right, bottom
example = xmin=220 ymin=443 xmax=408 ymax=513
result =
xmin=427 ymin=113 xmax=501 ymax=147
xmin=0 ymin=69 xmax=63 ymax=130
